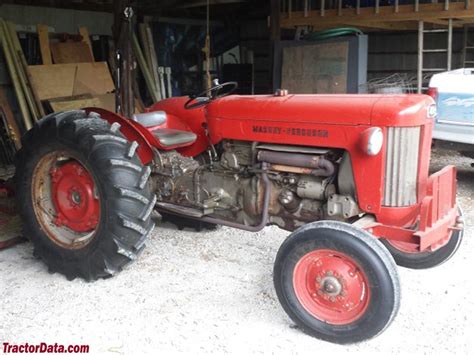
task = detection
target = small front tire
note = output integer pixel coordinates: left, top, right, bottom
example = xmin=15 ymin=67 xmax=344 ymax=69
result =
xmin=274 ymin=221 xmax=400 ymax=344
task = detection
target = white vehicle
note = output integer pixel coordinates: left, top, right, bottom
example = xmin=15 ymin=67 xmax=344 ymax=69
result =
xmin=428 ymin=68 xmax=474 ymax=159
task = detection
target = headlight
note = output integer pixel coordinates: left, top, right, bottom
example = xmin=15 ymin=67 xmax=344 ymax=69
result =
xmin=360 ymin=127 xmax=383 ymax=156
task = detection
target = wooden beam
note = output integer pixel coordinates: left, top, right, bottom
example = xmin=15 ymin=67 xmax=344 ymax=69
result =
xmin=79 ymin=27 xmax=95 ymax=62
xmin=424 ymin=19 xmax=464 ymax=27
xmin=456 ymin=18 xmax=474 ymax=24
xmin=281 ymin=2 xmax=474 ymax=28
xmin=37 ymin=24 xmax=52 ymax=65
xmin=344 ymin=21 xmax=418 ymax=30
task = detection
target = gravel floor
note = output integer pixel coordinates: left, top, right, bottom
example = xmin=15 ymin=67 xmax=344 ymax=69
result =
xmin=0 ymin=148 xmax=473 ymax=355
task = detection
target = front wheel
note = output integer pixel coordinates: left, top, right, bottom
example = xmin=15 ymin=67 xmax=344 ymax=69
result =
xmin=274 ymin=221 xmax=400 ymax=344
xmin=15 ymin=111 xmax=155 ymax=281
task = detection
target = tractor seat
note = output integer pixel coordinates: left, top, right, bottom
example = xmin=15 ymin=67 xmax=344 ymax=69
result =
xmin=152 ymin=129 xmax=197 ymax=148
xmin=133 ymin=111 xmax=167 ymax=128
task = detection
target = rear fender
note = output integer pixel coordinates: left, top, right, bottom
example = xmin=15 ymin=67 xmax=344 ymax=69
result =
xmin=147 ymin=97 xmax=210 ymax=157
xmin=84 ymin=108 xmax=156 ymax=165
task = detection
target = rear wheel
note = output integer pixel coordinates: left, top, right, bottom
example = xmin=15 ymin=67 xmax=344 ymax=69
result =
xmin=274 ymin=221 xmax=400 ymax=344
xmin=15 ymin=110 xmax=155 ymax=281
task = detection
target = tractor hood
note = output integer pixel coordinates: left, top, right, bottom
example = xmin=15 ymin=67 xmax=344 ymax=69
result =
xmin=206 ymin=94 xmax=433 ymax=126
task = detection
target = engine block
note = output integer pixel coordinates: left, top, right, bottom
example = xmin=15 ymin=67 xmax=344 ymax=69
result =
xmin=153 ymin=141 xmax=359 ymax=231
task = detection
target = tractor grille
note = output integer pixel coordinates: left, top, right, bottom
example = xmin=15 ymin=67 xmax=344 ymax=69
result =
xmin=383 ymin=127 xmax=421 ymax=207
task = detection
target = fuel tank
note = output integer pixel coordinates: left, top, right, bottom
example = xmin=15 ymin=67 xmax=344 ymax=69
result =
xmin=206 ymin=94 xmax=434 ymax=126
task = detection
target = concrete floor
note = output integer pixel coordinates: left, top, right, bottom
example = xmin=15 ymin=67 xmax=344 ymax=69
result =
xmin=1 ymin=148 xmax=473 ymax=354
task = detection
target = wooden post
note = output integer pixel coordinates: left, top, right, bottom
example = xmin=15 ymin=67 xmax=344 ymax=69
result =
xmin=270 ymin=0 xmax=281 ymax=93
xmin=113 ymin=0 xmax=134 ymax=117
xmin=0 ymin=21 xmax=33 ymax=130
xmin=6 ymin=22 xmax=43 ymax=119
xmin=37 ymin=24 xmax=52 ymax=65
xmin=132 ymin=34 xmax=159 ymax=103
xmin=79 ymin=27 xmax=95 ymax=62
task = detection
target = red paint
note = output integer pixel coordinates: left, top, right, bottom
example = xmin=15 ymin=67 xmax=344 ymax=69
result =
xmin=0 ymin=183 xmax=16 ymax=215
xmin=293 ymin=249 xmax=370 ymax=325
xmin=365 ymin=166 xmax=458 ymax=251
xmin=147 ymin=98 xmax=210 ymax=157
xmin=84 ymin=108 xmax=156 ymax=165
xmin=84 ymin=92 xmax=456 ymax=253
xmin=50 ymin=161 xmax=100 ymax=233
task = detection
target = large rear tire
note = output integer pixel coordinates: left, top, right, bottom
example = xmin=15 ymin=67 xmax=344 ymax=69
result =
xmin=274 ymin=221 xmax=400 ymax=344
xmin=15 ymin=110 xmax=155 ymax=281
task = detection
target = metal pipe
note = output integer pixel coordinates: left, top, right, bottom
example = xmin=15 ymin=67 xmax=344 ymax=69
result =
xmin=417 ymin=21 xmax=424 ymax=94
xmin=447 ymin=18 xmax=453 ymax=71
xmin=158 ymin=67 xmax=166 ymax=99
xmin=165 ymin=67 xmax=172 ymax=98
xmin=257 ymin=150 xmax=335 ymax=176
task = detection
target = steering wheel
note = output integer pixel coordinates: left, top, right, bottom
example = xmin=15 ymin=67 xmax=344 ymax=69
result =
xmin=184 ymin=81 xmax=238 ymax=110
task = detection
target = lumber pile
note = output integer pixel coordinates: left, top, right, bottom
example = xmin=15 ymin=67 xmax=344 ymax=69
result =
xmin=0 ymin=19 xmax=43 ymax=130
xmin=134 ymin=21 xmax=173 ymax=101
xmin=0 ymin=19 xmax=116 ymax=133
xmin=0 ymin=17 xmax=171 ymax=145
xmin=28 ymin=23 xmax=116 ymax=114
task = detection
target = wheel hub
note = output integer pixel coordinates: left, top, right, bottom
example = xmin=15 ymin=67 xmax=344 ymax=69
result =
xmin=320 ymin=276 xmax=342 ymax=296
xmin=50 ymin=161 xmax=100 ymax=233
xmin=293 ymin=249 xmax=371 ymax=325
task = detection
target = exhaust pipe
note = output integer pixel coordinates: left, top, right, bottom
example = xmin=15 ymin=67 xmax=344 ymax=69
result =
xmin=257 ymin=150 xmax=335 ymax=177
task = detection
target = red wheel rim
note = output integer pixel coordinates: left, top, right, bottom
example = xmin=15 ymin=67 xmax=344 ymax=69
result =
xmin=50 ymin=161 xmax=100 ymax=233
xmin=293 ymin=249 xmax=371 ymax=325
xmin=32 ymin=151 xmax=100 ymax=249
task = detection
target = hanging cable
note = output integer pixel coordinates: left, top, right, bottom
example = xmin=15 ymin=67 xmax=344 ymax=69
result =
xmin=203 ymin=0 xmax=212 ymax=92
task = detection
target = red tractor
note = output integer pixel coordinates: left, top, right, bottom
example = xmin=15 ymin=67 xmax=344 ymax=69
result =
xmin=15 ymin=82 xmax=464 ymax=344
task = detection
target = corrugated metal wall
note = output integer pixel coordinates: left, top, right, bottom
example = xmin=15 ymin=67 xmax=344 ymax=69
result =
xmin=368 ymin=31 xmax=466 ymax=81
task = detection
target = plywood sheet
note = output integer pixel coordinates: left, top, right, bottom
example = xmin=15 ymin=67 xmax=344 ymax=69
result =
xmin=73 ymin=62 xmax=115 ymax=96
xmin=48 ymin=93 xmax=115 ymax=112
xmin=51 ymin=42 xmax=94 ymax=64
xmin=27 ymin=64 xmax=76 ymax=100
xmin=28 ymin=62 xmax=114 ymax=100
xmin=37 ymin=24 xmax=52 ymax=65
xmin=281 ymin=42 xmax=349 ymax=94
xmin=79 ymin=26 xmax=95 ymax=61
